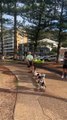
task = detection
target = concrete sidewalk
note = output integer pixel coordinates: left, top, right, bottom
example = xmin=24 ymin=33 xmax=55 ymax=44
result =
xmin=5 ymin=63 xmax=67 ymax=120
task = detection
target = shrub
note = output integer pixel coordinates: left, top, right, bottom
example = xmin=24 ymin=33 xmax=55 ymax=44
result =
xmin=33 ymin=59 xmax=44 ymax=63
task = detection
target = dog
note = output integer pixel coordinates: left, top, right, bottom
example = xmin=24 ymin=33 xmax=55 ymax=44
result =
xmin=37 ymin=73 xmax=46 ymax=89
xmin=33 ymin=70 xmax=46 ymax=90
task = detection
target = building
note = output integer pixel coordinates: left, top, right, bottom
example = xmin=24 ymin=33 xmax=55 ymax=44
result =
xmin=39 ymin=38 xmax=58 ymax=51
xmin=0 ymin=29 xmax=28 ymax=56
xmin=59 ymin=47 xmax=67 ymax=61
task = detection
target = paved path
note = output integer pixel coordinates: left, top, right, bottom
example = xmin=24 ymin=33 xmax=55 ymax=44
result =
xmin=5 ymin=63 xmax=67 ymax=120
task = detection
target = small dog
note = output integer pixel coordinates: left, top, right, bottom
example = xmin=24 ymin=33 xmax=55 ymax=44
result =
xmin=33 ymin=70 xmax=46 ymax=90
xmin=37 ymin=73 xmax=46 ymax=89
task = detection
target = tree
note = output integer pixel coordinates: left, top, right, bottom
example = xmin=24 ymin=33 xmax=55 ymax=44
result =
xmin=19 ymin=0 xmax=48 ymax=52
xmin=0 ymin=1 xmax=4 ymax=55
xmin=14 ymin=0 xmax=17 ymax=57
xmin=51 ymin=0 xmax=67 ymax=62
xmin=56 ymin=0 xmax=64 ymax=62
xmin=0 ymin=0 xmax=67 ymax=59
xmin=41 ymin=0 xmax=67 ymax=62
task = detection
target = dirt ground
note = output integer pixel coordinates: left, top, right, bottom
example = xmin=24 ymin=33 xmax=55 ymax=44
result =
xmin=0 ymin=66 xmax=17 ymax=120
xmin=42 ymin=62 xmax=63 ymax=72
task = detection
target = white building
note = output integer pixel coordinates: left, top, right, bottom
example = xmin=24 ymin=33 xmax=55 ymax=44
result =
xmin=3 ymin=30 xmax=14 ymax=55
xmin=0 ymin=29 xmax=28 ymax=55
xmin=39 ymin=38 xmax=58 ymax=50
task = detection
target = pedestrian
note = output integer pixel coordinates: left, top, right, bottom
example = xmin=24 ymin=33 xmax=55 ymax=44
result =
xmin=61 ymin=51 xmax=67 ymax=79
xmin=26 ymin=52 xmax=34 ymax=73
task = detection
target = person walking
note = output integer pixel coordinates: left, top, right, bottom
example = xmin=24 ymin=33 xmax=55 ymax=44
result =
xmin=61 ymin=51 xmax=67 ymax=79
xmin=26 ymin=52 xmax=34 ymax=73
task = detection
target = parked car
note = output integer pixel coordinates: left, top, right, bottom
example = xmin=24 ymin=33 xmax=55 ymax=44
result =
xmin=5 ymin=56 xmax=13 ymax=59
xmin=47 ymin=55 xmax=57 ymax=61
xmin=38 ymin=55 xmax=57 ymax=61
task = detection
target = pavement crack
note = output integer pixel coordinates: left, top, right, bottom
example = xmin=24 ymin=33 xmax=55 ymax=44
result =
xmin=37 ymin=98 xmax=52 ymax=120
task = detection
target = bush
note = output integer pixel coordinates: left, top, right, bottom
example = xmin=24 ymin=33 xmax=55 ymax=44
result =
xmin=33 ymin=59 xmax=44 ymax=64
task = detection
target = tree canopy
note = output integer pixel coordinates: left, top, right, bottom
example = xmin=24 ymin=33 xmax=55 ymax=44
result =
xmin=0 ymin=0 xmax=67 ymax=61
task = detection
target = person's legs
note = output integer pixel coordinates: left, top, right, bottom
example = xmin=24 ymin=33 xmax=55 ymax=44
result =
xmin=32 ymin=64 xmax=36 ymax=74
xmin=62 ymin=64 xmax=67 ymax=78
xmin=62 ymin=64 xmax=65 ymax=78
xmin=30 ymin=62 xmax=35 ymax=73
xmin=27 ymin=60 xmax=30 ymax=67
xmin=61 ymin=68 xmax=65 ymax=78
xmin=28 ymin=61 xmax=33 ymax=73
xmin=65 ymin=68 xmax=67 ymax=78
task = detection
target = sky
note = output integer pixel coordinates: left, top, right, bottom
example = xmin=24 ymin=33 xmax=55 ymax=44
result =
xmin=3 ymin=13 xmax=67 ymax=32
xmin=3 ymin=14 xmax=23 ymax=28
xmin=3 ymin=14 xmax=32 ymax=28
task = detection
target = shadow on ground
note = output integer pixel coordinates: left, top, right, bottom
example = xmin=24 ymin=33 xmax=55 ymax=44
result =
xmin=0 ymin=87 xmax=67 ymax=103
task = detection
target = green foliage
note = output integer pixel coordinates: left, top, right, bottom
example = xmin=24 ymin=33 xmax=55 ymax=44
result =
xmin=33 ymin=59 xmax=45 ymax=64
xmin=50 ymin=47 xmax=57 ymax=54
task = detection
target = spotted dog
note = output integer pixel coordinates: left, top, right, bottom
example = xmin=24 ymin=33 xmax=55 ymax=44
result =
xmin=33 ymin=70 xmax=46 ymax=90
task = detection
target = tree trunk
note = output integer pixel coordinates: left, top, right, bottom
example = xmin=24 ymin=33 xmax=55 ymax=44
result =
xmin=14 ymin=0 xmax=17 ymax=58
xmin=56 ymin=31 xmax=62 ymax=62
xmin=33 ymin=1 xmax=45 ymax=52
xmin=56 ymin=0 xmax=64 ymax=63
xmin=0 ymin=2 xmax=4 ymax=56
